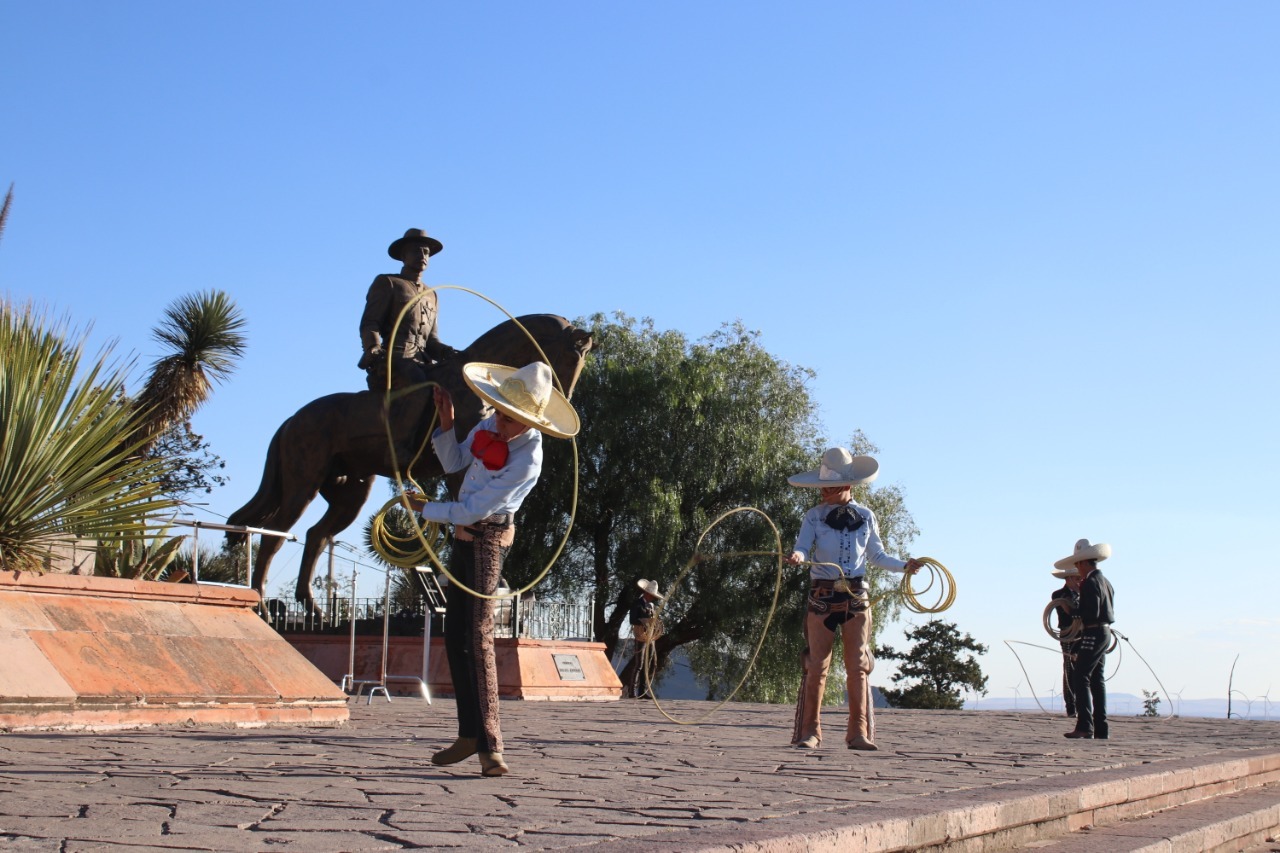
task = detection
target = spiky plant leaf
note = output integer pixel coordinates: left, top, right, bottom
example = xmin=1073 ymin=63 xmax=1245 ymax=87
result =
xmin=0 ymin=301 xmax=181 ymax=570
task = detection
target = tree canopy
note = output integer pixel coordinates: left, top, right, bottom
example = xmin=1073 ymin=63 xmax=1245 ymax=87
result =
xmin=508 ymin=312 xmax=919 ymax=702
xmin=878 ymin=620 xmax=989 ymax=709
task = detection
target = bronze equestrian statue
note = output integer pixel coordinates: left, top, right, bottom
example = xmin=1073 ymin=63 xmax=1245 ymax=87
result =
xmin=226 ymin=314 xmax=593 ymax=611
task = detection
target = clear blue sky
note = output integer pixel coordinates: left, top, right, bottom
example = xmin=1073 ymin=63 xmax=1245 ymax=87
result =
xmin=3 ymin=2 xmax=1277 ymax=708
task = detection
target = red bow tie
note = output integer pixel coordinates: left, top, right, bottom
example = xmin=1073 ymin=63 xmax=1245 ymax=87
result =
xmin=471 ymin=429 xmax=509 ymax=471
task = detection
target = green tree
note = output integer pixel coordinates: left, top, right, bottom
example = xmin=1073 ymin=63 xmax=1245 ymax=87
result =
xmin=0 ymin=301 xmax=180 ymax=571
xmin=879 ymin=620 xmax=988 ymax=710
xmin=1141 ymin=689 xmax=1162 ymax=717
xmin=508 ymin=313 xmax=918 ymax=703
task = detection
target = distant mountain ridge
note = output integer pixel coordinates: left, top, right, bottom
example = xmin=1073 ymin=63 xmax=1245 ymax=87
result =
xmin=965 ymin=692 xmax=1278 ymax=721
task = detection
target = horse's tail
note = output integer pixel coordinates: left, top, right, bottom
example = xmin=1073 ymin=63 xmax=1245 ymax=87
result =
xmin=225 ymin=421 xmax=287 ymax=546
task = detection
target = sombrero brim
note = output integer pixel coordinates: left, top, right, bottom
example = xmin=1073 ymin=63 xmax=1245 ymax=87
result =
xmin=1053 ymin=543 xmax=1111 ymax=571
xmin=388 ymin=235 xmax=443 ymax=259
xmin=1051 ymin=569 xmax=1079 ymax=579
xmin=787 ymin=456 xmax=880 ymax=488
xmin=636 ymin=580 xmax=666 ymax=600
xmin=462 ymin=362 xmax=580 ymax=439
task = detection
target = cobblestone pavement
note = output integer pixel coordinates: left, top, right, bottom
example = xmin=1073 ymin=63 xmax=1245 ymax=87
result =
xmin=1 ymin=699 xmax=1277 ymax=851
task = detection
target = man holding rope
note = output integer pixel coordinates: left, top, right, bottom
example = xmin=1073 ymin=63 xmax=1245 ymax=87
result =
xmin=404 ymin=360 xmax=579 ymax=776
xmin=1050 ymin=567 xmax=1081 ymax=717
xmin=785 ymin=447 xmax=922 ymax=751
xmin=1055 ymin=538 xmax=1115 ymax=740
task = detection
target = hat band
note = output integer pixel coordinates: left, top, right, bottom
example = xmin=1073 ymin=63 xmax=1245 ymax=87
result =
xmin=497 ymin=375 xmax=548 ymax=418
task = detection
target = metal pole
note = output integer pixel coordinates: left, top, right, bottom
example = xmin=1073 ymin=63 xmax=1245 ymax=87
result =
xmin=327 ymin=542 xmax=336 ymax=624
xmin=191 ymin=523 xmax=201 ymax=583
xmin=379 ymin=570 xmax=391 ymax=688
xmin=421 ymin=598 xmax=432 ymax=704
xmin=346 ymin=570 xmax=358 ymax=692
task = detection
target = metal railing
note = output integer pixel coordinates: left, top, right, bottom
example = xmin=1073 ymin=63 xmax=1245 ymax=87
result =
xmin=260 ymin=595 xmax=593 ymax=641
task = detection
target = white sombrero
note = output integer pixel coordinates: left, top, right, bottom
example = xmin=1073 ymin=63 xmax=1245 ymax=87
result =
xmin=636 ymin=579 xmax=665 ymax=600
xmin=462 ymin=361 xmax=580 ymax=439
xmin=1053 ymin=538 xmax=1112 ymax=572
xmin=787 ymin=447 xmax=880 ymax=488
xmin=1050 ymin=567 xmax=1080 ymax=579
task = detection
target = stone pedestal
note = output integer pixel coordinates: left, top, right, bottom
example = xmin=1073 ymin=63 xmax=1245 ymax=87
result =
xmin=0 ymin=572 xmax=349 ymax=731
xmin=286 ymin=634 xmax=623 ymax=701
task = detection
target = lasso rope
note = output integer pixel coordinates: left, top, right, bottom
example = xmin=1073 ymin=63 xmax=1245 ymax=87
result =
xmin=369 ymin=284 xmax=579 ymax=601
xmin=637 ymin=507 xmax=955 ymax=724
xmin=1042 ymin=599 xmax=1082 ymax=643
xmin=1004 ymin=630 xmax=1174 ymax=719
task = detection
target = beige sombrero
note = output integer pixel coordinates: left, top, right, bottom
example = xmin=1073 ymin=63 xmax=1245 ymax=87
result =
xmin=462 ymin=361 xmax=580 ymax=439
xmin=787 ymin=447 xmax=880 ymax=488
xmin=1053 ymin=538 xmax=1112 ymax=572
xmin=1050 ymin=567 xmax=1080 ymax=579
xmin=636 ymin=579 xmax=665 ymax=600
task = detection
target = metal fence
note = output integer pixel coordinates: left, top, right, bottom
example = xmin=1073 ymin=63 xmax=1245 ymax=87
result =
xmin=259 ymin=595 xmax=593 ymax=641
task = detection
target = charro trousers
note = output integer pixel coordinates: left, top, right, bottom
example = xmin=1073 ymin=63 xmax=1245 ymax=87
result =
xmin=444 ymin=528 xmax=508 ymax=754
xmin=792 ymin=603 xmax=874 ymax=746
xmin=1070 ymin=627 xmax=1110 ymax=737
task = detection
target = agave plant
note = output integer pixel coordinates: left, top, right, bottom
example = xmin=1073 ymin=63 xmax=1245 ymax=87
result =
xmin=0 ymin=301 xmax=181 ymax=571
xmin=93 ymin=527 xmax=186 ymax=581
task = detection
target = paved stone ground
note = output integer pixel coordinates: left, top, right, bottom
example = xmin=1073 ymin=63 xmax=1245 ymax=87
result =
xmin=0 ymin=699 xmax=1278 ymax=851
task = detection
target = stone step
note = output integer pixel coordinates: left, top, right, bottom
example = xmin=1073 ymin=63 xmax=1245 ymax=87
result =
xmin=1015 ymin=783 xmax=1280 ymax=852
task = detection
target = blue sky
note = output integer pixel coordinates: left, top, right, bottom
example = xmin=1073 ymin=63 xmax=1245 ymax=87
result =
xmin=3 ymin=2 xmax=1277 ymax=707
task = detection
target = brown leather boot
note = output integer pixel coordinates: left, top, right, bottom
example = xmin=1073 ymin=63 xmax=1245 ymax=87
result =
xmin=431 ymin=737 xmax=478 ymax=765
xmin=479 ymin=752 xmax=509 ymax=776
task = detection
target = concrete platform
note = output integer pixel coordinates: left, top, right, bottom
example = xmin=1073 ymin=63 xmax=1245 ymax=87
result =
xmin=0 ymin=572 xmax=348 ymax=731
xmin=0 ymin=701 xmax=1276 ymax=851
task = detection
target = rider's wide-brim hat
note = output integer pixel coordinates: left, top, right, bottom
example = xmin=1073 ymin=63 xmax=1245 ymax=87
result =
xmin=1051 ymin=567 xmax=1079 ymax=579
xmin=462 ymin=361 xmax=580 ymax=439
xmin=636 ymin=579 xmax=665 ymax=600
xmin=1053 ymin=538 xmax=1112 ymax=571
xmin=387 ymin=228 xmax=443 ymax=260
xmin=787 ymin=447 xmax=880 ymax=488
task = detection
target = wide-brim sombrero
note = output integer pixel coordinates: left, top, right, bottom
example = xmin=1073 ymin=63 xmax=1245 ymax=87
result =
xmin=462 ymin=361 xmax=580 ymax=439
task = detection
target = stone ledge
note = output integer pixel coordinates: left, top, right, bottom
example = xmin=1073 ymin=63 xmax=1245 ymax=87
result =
xmin=0 ymin=570 xmax=348 ymax=731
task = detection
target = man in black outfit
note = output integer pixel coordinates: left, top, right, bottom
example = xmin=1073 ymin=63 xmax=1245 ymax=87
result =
xmin=1054 ymin=539 xmax=1115 ymax=740
xmin=1050 ymin=568 xmax=1081 ymax=717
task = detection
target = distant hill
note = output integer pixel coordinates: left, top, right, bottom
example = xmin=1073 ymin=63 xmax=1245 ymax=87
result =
xmin=965 ymin=693 xmax=1278 ymax=720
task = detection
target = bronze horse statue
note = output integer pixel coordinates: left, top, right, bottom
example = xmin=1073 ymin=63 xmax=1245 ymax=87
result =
xmin=226 ymin=314 xmax=593 ymax=610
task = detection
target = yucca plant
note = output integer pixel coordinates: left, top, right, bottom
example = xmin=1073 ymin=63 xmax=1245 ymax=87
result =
xmin=0 ymin=300 xmax=181 ymax=571
xmin=129 ymin=290 xmax=247 ymax=454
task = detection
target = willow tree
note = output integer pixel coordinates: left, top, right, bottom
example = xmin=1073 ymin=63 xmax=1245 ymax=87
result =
xmin=508 ymin=312 xmax=918 ymax=702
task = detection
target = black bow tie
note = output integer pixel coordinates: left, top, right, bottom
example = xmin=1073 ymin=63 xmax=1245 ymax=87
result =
xmin=825 ymin=505 xmax=865 ymax=532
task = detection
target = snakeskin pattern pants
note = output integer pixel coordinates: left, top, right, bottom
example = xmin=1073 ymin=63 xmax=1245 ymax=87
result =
xmin=444 ymin=526 xmax=509 ymax=753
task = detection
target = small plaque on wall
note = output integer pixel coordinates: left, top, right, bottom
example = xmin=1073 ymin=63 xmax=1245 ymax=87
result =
xmin=552 ymin=654 xmax=585 ymax=681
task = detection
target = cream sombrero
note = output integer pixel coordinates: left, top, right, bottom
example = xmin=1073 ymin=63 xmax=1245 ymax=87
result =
xmin=1053 ymin=538 xmax=1112 ymax=572
xmin=1050 ymin=567 xmax=1079 ymax=579
xmin=636 ymin=579 xmax=665 ymax=600
xmin=787 ymin=447 xmax=880 ymax=488
xmin=462 ymin=361 xmax=580 ymax=439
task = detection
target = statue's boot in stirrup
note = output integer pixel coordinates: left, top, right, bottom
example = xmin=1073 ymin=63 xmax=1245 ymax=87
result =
xmin=431 ymin=737 xmax=478 ymax=765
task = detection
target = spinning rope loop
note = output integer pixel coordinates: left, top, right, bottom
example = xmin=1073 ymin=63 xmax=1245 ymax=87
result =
xmin=370 ymin=285 xmax=579 ymax=601
xmin=639 ymin=507 xmax=956 ymax=724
